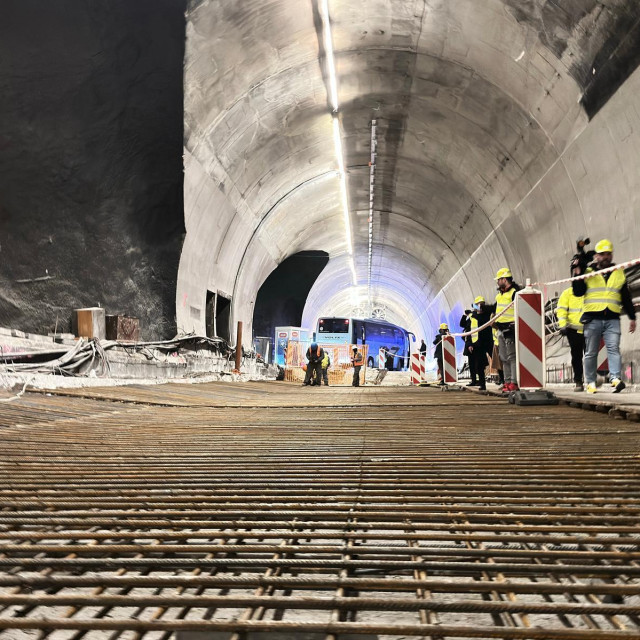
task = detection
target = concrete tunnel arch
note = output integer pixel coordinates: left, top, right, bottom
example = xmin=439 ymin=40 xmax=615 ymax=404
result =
xmin=176 ymin=0 xmax=640 ymax=362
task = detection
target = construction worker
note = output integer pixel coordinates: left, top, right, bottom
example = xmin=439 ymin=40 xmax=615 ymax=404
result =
xmin=462 ymin=296 xmax=493 ymax=391
xmin=556 ymin=286 xmax=585 ymax=392
xmin=485 ymin=268 xmax=521 ymax=393
xmin=350 ymin=347 xmax=364 ymax=387
xmin=433 ymin=323 xmax=449 ymax=385
xmin=571 ymin=239 xmax=636 ymax=394
xmin=302 ymin=342 xmax=324 ymax=386
xmin=320 ymin=349 xmax=331 ymax=386
xmin=491 ymin=326 xmax=505 ymax=386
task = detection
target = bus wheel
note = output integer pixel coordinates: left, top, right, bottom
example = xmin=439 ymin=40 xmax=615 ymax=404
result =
xmin=367 ymin=356 xmax=375 ymax=368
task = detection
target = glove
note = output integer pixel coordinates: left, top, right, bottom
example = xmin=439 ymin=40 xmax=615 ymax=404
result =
xmin=559 ymin=327 xmax=568 ymax=337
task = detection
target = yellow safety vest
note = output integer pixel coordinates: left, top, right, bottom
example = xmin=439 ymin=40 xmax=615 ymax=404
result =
xmin=495 ymin=287 xmax=516 ymax=324
xmin=470 ymin=316 xmax=478 ymax=343
xmin=583 ymin=268 xmax=626 ymax=315
xmin=556 ymin=287 xmax=584 ymax=333
xmin=321 ymin=354 xmax=330 ymax=368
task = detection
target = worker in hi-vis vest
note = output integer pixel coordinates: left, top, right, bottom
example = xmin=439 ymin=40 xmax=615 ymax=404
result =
xmin=571 ymin=239 xmax=636 ymax=394
xmin=556 ymin=286 xmax=585 ymax=392
xmin=485 ymin=268 xmax=521 ymax=393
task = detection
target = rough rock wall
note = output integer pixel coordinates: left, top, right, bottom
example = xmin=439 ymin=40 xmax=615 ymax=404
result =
xmin=0 ymin=0 xmax=186 ymax=339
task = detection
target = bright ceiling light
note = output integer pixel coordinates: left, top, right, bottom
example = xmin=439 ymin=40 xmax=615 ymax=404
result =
xmin=320 ymin=0 xmax=339 ymax=112
xmin=321 ymin=1 xmax=355 ymax=285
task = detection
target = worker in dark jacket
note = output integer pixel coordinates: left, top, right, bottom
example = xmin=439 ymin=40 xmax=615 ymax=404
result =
xmin=571 ymin=239 xmax=636 ymax=394
xmin=433 ymin=323 xmax=449 ymax=385
xmin=351 ymin=347 xmax=364 ymax=387
xmin=459 ymin=310 xmax=476 ymax=385
xmin=302 ymin=342 xmax=324 ymax=386
xmin=472 ymin=296 xmax=494 ymax=362
xmin=460 ymin=300 xmax=490 ymax=390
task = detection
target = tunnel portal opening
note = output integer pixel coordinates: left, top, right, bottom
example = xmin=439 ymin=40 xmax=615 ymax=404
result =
xmin=253 ymin=251 xmax=329 ymax=349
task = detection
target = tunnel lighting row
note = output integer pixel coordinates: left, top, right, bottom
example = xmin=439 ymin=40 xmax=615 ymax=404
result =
xmin=320 ymin=0 xmax=357 ymax=286
xmin=367 ymin=119 xmax=377 ymax=308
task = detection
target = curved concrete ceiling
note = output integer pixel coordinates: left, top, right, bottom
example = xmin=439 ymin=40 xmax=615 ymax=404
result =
xmin=178 ymin=0 xmax=640 ymax=347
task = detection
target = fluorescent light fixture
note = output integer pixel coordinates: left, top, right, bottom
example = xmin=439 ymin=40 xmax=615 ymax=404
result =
xmin=321 ymin=1 xmax=355 ymax=285
xmin=367 ymin=119 xmax=377 ymax=309
xmin=320 ymin=0 xmax=339 ymax=112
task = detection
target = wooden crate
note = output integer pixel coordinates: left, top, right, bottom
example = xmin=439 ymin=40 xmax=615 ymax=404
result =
xmin=105 ymin=315 xmax=140 ymax=342
xmin=73 ymin=308 xmax=106 ymax=340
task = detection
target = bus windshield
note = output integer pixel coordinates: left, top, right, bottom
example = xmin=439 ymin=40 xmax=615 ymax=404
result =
xmin=317 ymin=318 xmax=350 ymax=334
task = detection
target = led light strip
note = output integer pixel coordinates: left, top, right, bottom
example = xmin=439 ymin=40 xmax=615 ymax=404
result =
xmin=320 ymin=0 xmax=356 ymax=285
xmin=367 ymin=119 xmax=377 ymax=309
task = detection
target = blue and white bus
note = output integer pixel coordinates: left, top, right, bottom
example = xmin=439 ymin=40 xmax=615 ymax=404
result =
xmin=316 ymin=317 xmax=413 ymax=370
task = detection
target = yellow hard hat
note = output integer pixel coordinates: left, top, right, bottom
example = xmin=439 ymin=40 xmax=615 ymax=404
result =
xmin=474 ymin=295 xmax=485 ymax=304
xmin=495 ymin=267 xmax=512 ymax=280
xmin=595 ymin=239 xmax=613 ymax=253
xmin=439 ymin=323 xmax=448 ymax=330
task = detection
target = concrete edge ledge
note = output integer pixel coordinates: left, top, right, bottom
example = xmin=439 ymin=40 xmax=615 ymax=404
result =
xmin=452 ymin=382 xmax=640 ymax=423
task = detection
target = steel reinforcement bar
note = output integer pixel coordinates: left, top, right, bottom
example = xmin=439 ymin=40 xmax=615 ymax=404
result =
xmin=0 ymin=381 xmax=639 ymax=638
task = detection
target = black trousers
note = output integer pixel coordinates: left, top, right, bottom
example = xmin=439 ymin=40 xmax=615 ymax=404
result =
xmin=566 ymin=328 xmax=585 ymax=383
xmin=352 ymin=366 xmax=362 ymax=387
xmin=468 ymin=348 xmax=487 ymax=386
xmin=304 ymin=361 xmax=322 ymax=385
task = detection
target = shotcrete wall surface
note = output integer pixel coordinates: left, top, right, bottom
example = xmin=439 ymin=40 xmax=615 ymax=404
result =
xmin=180 ymin=0 xmax=639 ymax=366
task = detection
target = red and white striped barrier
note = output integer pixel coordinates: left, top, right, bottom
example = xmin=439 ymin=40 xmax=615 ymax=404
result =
xmin=420 ymin=354 xmax=426 ymax=381
xmin=515 ymin=285 xmax=545 ymax=389
xmin=410 ymin=352 xmax=421 ymax=385
xmin=597 ymin=338 xmax=609 ymax=375
xmin=442 ymin=335 xmax=457 ymax=384
xmin=378 ymin=349 xmax=386 ymax=369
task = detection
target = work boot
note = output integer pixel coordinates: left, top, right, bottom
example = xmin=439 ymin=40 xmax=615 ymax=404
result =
xmin=508 ymin=383 xmax=519 ymax=392
xmin=500 ymin=383 xmax=510 ymax=393
xmin=573 ymin=383 xmax=584 ymax=392
xmin=478 ymin=384 xmax=486 ymax=391
xmin=586 ymin=383 xmax=597 ymax=394
xmin=611 ymin=378 xmax=626 ymax=393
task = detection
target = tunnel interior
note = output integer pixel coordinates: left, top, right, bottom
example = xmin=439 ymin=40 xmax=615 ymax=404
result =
xmin=178 ymin=0 xmax=640 ymax=362
xmin=0 ymin=0 xmax=638 ymax=364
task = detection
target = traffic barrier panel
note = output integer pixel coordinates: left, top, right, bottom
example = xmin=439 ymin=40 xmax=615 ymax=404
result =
xmin=597 ymin=338 xmax=609 ymax=375
xmin=442 ymin=336 xmax=457 ymax=384
xmin=515 ymin=286 xmax=545 ymax=389
xmin=420 ymin=354 xmax=426 ymax=381
xmin=378 ymin=349 xmax=386 ymax=369
xmin=410 ymin=352 xmax=421 ymax=385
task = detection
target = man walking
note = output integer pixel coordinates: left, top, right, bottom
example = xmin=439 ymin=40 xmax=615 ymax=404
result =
xmin=351 ymin=347 xmax=364 ymax=387
xmin=572 ymin=239 xmax=636 ymax=393
xmin=556 ymin=285 xmax=585 ymax=391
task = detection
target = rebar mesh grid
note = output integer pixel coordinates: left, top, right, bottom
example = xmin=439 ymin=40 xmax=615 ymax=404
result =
xmin=1 ymin=381 xmax=639 ymax=639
